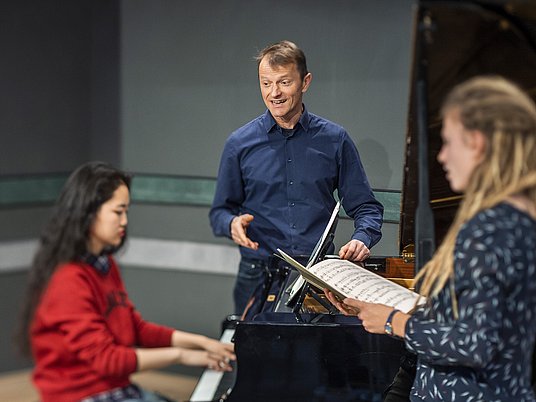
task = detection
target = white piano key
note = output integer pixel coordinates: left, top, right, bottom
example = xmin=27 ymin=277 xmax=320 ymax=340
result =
xmin=189 ymin=328 xmax=235 ymax=401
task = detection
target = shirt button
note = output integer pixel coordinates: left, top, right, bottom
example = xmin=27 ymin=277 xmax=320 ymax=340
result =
xmin=287 ymin=158 xmax=292 ymax=163
xmin=289 ymin=180 xmax=293 ymax=185
xmin=290 ymin=202 xmax=295 ymax=207
xmin=291 ymin=224 xmax=296 ymax=229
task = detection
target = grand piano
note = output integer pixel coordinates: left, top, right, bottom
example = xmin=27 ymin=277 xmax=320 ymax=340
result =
xmin=190 ymin=1 xmax=536 ymax=401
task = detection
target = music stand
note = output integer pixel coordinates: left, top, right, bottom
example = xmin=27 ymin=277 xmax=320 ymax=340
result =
xmin=285 ymin=202 xmax=341 ymax=321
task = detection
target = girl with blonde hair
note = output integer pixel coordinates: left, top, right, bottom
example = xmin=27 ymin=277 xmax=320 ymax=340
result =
xmin=326 ymin=76 xmax=536 ymax=401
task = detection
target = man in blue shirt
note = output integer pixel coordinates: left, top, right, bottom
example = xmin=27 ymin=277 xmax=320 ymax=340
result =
xmin=210 ymin=40 xmax=383 ymax=314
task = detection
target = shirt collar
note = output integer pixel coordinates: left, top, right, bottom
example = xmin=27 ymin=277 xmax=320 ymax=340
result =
xmin=82 ymin=252 xmax=111 ymax=274
xmin=262 ymin=104 xmax=310 ymax=134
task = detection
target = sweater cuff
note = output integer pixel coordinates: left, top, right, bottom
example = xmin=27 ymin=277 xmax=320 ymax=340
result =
xmin=126 ymin=349 xmax=139 ymax=374
xmin=153 ymin=326 xmax=174 ymax=347
xmin=403 ymin=314 xmax=418 ymax=355
xmin=138 ymin=323 xmax=175 ymax=348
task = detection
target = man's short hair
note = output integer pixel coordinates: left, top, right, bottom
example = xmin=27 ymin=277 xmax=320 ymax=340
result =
xmin=255 ymin=40 xmax=308 ymax=80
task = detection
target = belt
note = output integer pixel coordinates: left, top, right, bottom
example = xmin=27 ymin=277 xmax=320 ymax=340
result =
xmin=242 ymin=254 xmax=310 ymax=268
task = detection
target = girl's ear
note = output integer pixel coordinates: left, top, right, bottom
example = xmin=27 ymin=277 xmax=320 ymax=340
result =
xmin=468 ymin=129 xmax=487 ymax=160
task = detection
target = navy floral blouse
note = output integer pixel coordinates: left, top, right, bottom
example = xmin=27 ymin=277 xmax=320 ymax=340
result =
xmin=405 ymin=203 xmax=536 ymax=401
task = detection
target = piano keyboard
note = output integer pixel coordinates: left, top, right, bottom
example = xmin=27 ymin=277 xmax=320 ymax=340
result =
xmin=189 ymin=328 xmax=236 ymax=402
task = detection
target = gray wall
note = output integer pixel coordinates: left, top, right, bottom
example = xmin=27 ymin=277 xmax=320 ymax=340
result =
xmin=0 ymin=0 xmax=414 ymax=373
xmin=121 ymin=0 xmax=413 ymax=255
xmin=0 ymin=0 xmax=121 ymax=372
xmin=121 ymin=0 xmax=412 ymax=187
xmin=0 ymin=0 xmax=120 ymax=175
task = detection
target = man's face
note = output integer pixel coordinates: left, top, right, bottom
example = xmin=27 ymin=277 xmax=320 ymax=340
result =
xmin=258 ymin=57 xmax=311 ymax=128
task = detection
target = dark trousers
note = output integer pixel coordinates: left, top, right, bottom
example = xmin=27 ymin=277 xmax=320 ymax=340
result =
xmin=383 ymin=367 xmax=414 ymax=402
xmin=233 ymin=257 xmax=269 ymax=314
xmin=383 ymin=351 xmax=416 ymax=402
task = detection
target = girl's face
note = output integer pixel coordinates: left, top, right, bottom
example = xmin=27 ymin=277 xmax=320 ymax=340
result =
xmin=437 ymin=109 xmax=486 ymax=193
xmin=88 ymin=184 xmax=129 ymax=255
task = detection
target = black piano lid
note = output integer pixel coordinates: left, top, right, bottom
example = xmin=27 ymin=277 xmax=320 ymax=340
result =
xmin=400 ymin=0 xmax=536 ymax=255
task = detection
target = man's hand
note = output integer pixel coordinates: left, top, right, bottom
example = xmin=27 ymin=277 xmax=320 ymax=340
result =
xmin=231 ymin=214 xmax=259 ymax=250
xmin=338 ymin=239 xmax=370 ymax=261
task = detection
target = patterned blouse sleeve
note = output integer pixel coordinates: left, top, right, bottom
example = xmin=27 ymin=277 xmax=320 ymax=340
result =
xmin=404 ymin=222 xmax=510 ymax=369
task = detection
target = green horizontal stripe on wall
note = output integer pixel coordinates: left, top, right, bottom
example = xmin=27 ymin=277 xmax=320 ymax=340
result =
xmin=0 ymin=175 xmax=67 ymax=206
xmin=130 ymin=175 xmax=216 ymax=206
xmin=372 ymin=191 xmax=400 ymax=223
xmin=0 ymin=174 xmax=401 ymax=222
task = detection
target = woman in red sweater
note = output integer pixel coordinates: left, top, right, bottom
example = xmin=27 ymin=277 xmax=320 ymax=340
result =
xmin=17 ymin=162 xmax=235 ymax=402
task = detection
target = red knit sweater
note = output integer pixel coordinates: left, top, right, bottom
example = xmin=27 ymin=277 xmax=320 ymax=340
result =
xmin=31 ymin=257 xmax=174 ymax=402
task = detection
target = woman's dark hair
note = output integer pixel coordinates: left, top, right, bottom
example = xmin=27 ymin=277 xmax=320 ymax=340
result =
xmin=16 ymin=161 xmax=131 ymax=355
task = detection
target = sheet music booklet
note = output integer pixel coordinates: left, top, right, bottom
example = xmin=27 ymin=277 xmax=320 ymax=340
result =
xmin=278 ymin=203 xmax=424 ymax=314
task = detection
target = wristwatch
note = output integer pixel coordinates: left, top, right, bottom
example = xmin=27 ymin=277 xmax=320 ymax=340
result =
xmin=384 ymin=308 xmax=400 ymax=336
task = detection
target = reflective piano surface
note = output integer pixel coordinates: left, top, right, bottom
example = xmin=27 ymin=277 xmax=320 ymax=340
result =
xmin=225 ymin=320 xmax=404 ymax=402
xmin=191 ymin=323 xmax=404 ymax=402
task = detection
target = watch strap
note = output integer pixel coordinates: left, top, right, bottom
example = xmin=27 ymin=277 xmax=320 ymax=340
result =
xmin=384 ymin=308 xmax=400 ymax=336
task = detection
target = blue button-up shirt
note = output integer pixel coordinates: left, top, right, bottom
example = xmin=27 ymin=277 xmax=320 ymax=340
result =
xmin=209 ymin=107 xmax=383 ymax=260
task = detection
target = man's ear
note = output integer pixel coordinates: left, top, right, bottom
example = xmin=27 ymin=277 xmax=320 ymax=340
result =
xmin=302 ymin=72 xmax=312 ymax=93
